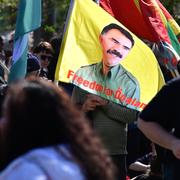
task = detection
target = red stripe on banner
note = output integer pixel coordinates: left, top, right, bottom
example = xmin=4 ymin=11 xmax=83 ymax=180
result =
xmin=100 ymin=0 xmax=155 ymax=41
xmin=99 ymin=0 xmax=114 ymax=16
xmin=139 ymin=0 xmax=171 ymax=43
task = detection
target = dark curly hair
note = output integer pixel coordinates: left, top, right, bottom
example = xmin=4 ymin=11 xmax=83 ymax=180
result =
xmin=0 ymin=77 xmax=116 ymax=180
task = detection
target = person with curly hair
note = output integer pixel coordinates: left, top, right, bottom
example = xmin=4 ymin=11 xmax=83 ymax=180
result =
xmin=0 ymin=77 xmax=116 ymax=180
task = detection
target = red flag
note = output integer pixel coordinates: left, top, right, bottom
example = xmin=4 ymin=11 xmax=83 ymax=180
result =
xmin=99 ymin=0 xmax=180 ymax=70
xmin=99 ymin=0 xmax=155 ymax=41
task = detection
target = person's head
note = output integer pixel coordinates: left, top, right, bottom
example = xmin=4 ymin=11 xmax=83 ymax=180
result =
xmin=0 ymin=77 xmax=115 ymax=179
xmin=33 ymin=41 xmax=54 ymax=69
xmin=100 ymin=23 xmax=134 ymax=67
xmin=26 ymin=53 xmax=40 ymax=77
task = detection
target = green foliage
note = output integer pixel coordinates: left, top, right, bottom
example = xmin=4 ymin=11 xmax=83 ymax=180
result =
xmin=44 ymin=25 xmax=56 ymax=35
xmin=41 ymin=0 xmax=70 ymax=39
xmin=0 ymin=0 xmax=18 ymax=33
xmin=0 ymin=0 xmax=70 ymax=35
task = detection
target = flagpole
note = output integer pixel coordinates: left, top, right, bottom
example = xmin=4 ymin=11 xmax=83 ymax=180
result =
xmin=54 ymin=0 xmax=74 ymax=83
xmin=62 ymin=0 xmax=75 ymax=37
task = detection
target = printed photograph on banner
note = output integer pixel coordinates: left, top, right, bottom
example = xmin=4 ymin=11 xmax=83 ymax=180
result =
xmin=55 ymin=0 xmax=165 ymax=111
xmin=70 ymin=23 xmax=142 ymax=111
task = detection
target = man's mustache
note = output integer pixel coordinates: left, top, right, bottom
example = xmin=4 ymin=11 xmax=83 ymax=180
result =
xmin=107 ymin=49 xmax=122 ymax=58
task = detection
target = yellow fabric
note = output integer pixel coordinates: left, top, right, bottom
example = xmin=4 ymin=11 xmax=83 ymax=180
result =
xmin=168 ymin=19 xmax=180 ymax=36
xmin=55 ymin=0 xmax=165 ymax=107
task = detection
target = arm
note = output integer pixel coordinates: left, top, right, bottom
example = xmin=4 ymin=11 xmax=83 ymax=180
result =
xmin=71 ymin=86 xmax=87 ymax=109
xmin=137 ymin=117 xmax=180 ymax=159
xmin=71 ymin=86 xmax=102 ymax=112
xmin=100 ymin=79 xmax=139 ymax=123
xmin=72 ymin=86 xmax=138 ymax=123
xmin=101 ymin=101 xmax=138 ymax=123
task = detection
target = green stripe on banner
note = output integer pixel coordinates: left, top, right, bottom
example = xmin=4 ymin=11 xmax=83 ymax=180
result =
xmin=167 ymin=23 xmax=180 ymax=55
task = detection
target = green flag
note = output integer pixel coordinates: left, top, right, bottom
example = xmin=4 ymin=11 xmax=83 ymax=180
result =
xmin=8 ymin=0 xmax=41 ymax=83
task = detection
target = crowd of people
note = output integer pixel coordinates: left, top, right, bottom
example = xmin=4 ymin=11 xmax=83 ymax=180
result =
xmin=0 ymin=21 xmax=179 ymax=180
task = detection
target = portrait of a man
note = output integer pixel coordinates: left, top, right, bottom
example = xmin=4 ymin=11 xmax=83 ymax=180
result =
xmin=72 ymin=23 xmax=140 ymax=109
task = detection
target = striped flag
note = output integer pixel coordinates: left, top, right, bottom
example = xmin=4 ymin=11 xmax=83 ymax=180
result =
xmin=8 ymin=0 xmax=41 ymax=83
xmin=99 ymin=0 xmax=180 ymax=70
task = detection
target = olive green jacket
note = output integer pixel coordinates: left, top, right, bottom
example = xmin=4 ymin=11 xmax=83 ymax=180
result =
xmin=71 ymin=62 xmax=140 ymax=110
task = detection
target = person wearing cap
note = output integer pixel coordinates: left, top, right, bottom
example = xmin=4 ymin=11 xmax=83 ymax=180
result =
xmin=0 ymin=54 xmax=40 ymax=118
xmin=26 ymin=53 xmax=41 ymax=77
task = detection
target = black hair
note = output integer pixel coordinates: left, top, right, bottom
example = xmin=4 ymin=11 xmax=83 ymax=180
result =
xmin=101 ymin=23 xmax=134 ymax=47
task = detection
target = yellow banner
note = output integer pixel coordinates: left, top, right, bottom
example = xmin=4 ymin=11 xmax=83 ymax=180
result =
xmin=55 ymin=0 xmax=165 ymax=110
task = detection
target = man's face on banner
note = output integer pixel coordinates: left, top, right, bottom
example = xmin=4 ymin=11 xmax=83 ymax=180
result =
xmin=100 ymin=28 xmax=132 ymax=67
